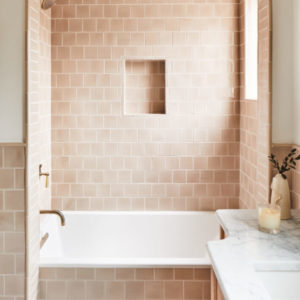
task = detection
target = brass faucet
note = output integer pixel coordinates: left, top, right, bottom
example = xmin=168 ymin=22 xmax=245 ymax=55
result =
xmin=40 ymin=210 xmax=65 ymax=226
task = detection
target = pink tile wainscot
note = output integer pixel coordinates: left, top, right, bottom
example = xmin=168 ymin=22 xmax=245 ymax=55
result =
xmin=0 ymin=145 xmax=26 ymax=300
xmin=39 ymin=267 xmax=211 ymax=300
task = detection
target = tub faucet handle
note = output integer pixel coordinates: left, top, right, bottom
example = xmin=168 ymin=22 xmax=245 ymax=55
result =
xmin=39 ymin=164 xmax=50 ymax=188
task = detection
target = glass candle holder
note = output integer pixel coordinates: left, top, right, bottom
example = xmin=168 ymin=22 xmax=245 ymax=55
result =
xmin=258 ymin=204 xmax=281 ymax=234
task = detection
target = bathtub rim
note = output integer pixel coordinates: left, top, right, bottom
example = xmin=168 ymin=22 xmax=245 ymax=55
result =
xmin=39 ymin=258 xmax=213 ymax=268
xmin=47 ymin=210 xmax=217 ymax=216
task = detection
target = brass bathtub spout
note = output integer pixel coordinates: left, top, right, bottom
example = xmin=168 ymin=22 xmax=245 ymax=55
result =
xmin=40 ymin=210 xmax=65 ymax=226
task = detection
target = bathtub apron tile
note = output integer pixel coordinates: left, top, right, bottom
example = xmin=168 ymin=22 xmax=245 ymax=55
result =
xmin=76 ymin=268 xmax=96 ymax=280
xmin=135 ymin=269 xmax=154 ymax=281
xmin=66 ymin=280 xmax=86 ymax=299
xmin=39 ymin=268 xmax=210 ymax=300
xmin=105 ymin=281 xmax=125 ymax=299
xmin=86 ymin=280 xmax=105 ymax=299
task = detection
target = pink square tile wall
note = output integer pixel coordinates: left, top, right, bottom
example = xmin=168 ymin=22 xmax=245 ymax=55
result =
xmin=239 ymin=0 xmax=272 ymax=208
xmin=0 ymin=145 xmax=26 ymax=300
xmin=39 ymin=267 xmax=211 ymax=300
xmin=27 ymin=0 xmax=52 ymax=299
xmin=51 ymin=0 xmax=241 ymax=211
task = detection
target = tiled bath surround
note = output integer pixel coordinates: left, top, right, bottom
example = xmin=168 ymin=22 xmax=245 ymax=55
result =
xmin=32 ymin=0 xmax=273 ymax=300
xmin=46 ymin=1 xmax=241 ymax=299
xmin=0 ymin=145 xmax=26 ymax=300
xmin=39 ymin=268 xmax=210 ymax=300
xmin=51 ymin=0 xmax=240 ymax=211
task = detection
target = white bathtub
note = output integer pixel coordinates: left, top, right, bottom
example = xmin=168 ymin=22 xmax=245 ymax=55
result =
xmin=40 ymin=211 xmax=219 ymax=268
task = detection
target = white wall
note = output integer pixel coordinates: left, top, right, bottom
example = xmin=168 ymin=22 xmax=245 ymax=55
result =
xmin=272 ymin=0 xmax=294 ymax=144
xmin=272 ymin=0 xmax=300 ymax=145
xmin=293 ymin=0 xmax=300 ymax=145
xmin=0 ymin=0 xmax=25 ymax=142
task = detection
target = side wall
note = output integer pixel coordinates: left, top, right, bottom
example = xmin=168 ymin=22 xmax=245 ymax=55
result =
xmin=293 ymin=0 xmax=300 ymax=145
xmin=0 ymin=1 xmax=25 ymax=143
xmin=0 ymin=145 xmax=26 ymax=300
xmin=272 ymin=0 xmax=300 ymax=145
xmin=239 ymin=0 xmax=272 ymax=208
xmin=272 ymin=0 xmax=294 ymax=144
xmin=0 ymin=2 xmax=26 ymax=299
xmin=271 ymin=1 xmax=300 ymax=209
xmin=27 ymin=0 xmax=52 ymax=299
xmin=51 ymin=0 xmax=240 ymax=211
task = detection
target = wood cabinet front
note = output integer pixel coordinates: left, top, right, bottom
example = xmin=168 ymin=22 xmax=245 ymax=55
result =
xmin=210 ymin=226 xmax=226 ymax=300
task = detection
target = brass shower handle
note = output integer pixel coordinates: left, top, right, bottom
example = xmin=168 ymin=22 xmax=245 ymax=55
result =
xmin=39 ymin=164 xmax=50 ymax=188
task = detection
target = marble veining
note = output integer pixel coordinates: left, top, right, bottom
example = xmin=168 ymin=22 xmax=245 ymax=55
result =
xmin=207 ymin=209 xmax=300 ymax=300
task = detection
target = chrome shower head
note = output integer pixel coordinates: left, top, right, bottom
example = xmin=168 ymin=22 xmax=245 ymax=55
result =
xmin=41 ymin=0 xmax=56 ymax=10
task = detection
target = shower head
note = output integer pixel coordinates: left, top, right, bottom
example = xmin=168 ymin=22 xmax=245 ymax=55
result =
xmin=41 ymin=0 xmax=56 ymax=10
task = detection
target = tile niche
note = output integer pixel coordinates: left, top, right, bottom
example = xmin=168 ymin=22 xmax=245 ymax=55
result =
xmin=124 ymin=59 xmax=166 ymax=115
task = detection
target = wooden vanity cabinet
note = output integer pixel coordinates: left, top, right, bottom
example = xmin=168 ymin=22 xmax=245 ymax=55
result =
xmin=210 ymin=226 xmax=226 ymax=300
xmin=211 ymin=269 xmax=225 ymax=300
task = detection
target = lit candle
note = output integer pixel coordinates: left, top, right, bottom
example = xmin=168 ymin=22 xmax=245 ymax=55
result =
xmin=258 ymin=205 xmax=281 ymax=234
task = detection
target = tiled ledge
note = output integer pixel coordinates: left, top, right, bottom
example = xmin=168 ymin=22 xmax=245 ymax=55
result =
xmin=272 ymin=143 xmax=300 ymax=148
xmin=0 ymin=142 xmax=26 ymax=147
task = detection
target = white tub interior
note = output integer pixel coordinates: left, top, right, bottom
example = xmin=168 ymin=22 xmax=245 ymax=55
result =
xmin=40 ymin=211 xmax=219 ymax=268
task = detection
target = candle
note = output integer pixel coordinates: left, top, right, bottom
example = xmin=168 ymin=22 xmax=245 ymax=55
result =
xmin=258 ymin=205 xmax=281 ymax=234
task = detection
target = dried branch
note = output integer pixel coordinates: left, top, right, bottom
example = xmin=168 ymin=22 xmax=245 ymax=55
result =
xmin=268 ymin=149 xmax=300 ymax=179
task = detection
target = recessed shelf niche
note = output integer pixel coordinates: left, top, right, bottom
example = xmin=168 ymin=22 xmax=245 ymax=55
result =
xmin=124 ymin=60 xmax=166 ymax=115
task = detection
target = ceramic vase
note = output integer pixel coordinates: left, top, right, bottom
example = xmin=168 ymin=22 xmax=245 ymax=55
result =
xmin=271 ymin=173 xmax=291 ymax=220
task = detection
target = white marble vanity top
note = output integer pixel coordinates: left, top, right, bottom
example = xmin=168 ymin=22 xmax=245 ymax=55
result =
xmin=207 ymin=209 xmax=300 ymax=300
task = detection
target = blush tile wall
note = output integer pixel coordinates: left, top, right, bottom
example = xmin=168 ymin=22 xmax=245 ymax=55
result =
xmin=256 ymin=0 xmax=272 ymax=206
xmin=39 ymin=5 xmax=53 ymax=211
xmin=239 ymin=0 xmax=272 ymax=208
xmin=0 ymin=145 xmax=26 ymax=300
xmin=39 ymin=267 xmax=210 ymax=300
xmin=51 ymin=0 xmax=240 ymax=212
xmin=27 ymin=0 xmax=52 ymax=299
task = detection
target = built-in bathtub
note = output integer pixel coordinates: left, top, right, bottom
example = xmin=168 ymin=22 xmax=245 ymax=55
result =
xmin=39 ymin=211 xmax=219 ymax=300
xmin=40 ymin=211 xmax=219 ymax=268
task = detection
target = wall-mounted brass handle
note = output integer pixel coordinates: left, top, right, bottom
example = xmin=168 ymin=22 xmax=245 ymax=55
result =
xmin=39 ymin=164 xmax=50 ymax=188
xmin=40 ymin=232 xmax=49 ymax=249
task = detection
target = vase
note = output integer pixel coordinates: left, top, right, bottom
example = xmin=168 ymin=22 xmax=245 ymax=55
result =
xmin=270 ymin=173 xmax=291 ymax=220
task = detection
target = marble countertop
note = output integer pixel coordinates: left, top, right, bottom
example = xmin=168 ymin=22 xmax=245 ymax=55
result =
xmin=207 ymin=209 xmax=300 ymax=300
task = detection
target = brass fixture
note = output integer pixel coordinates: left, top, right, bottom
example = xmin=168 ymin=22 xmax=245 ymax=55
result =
xmin=39 ymin=164 xmax=50 ymax=188
xmin=40 ymin=210 xmax=66 ymax=226
xmin=40 ymin=232 xmax=49 ymax=249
